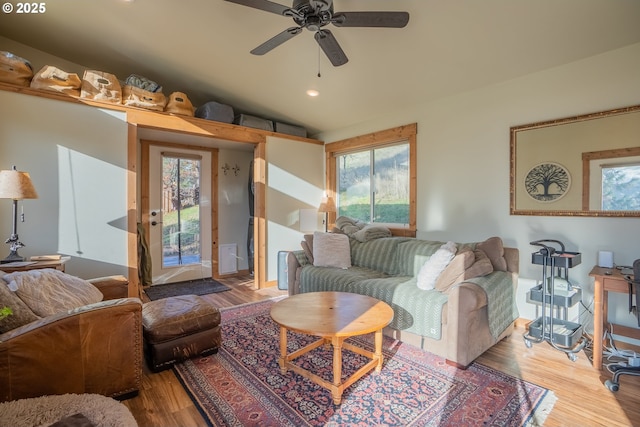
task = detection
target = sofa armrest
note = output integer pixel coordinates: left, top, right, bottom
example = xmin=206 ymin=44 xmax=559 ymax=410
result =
xmin=0 ymin=297 xmax=143 ymax=402
xmin=88 ymin=275 xmax=129 ymax=300
xmin=445 ymin=268 xmax=517 ymax=368
xmin=444 ymin=282 xmax=490 ymax=368
xmin=449 ymin=282 xmax=487 ymax=311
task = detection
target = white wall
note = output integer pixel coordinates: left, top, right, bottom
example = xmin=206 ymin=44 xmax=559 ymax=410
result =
xmin=218 ymin=149 xmax=253 ymax=272
xmin=0 ymin=91 xmax=129 ymax=279
xmin=318 ymin=43 xmax=640 ymax=334
xmin=266 ymin=136 xmax=325 ymax=281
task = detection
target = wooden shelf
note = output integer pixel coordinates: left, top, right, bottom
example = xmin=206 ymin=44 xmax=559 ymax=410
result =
xmin=0 ymin=81 xmax=323 ymax=145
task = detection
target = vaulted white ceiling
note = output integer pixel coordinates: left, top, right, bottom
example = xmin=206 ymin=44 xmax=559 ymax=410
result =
xmin=1 ymin=0 xmax=639 ymax=136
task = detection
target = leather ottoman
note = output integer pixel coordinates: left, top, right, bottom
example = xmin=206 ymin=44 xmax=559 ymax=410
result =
xmin=142 ymin=294 xmax=221 ymax=371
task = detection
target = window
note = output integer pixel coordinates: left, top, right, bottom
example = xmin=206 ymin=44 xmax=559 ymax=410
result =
xmin=601 ymin=163 xmax=640 ymax=210
xmin=583 ymin=148 xmax=640 ymax=211
xmin=337 ymin=144 xmax=409 ymax=225
xmin=326 ymin=124 xmax=417 ymax=235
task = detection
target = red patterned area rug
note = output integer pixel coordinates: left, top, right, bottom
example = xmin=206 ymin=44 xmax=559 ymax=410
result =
xmin=173 ymin=299 xmax=556 ymax=427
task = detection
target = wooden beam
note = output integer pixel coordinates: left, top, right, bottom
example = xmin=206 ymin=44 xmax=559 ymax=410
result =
xmin=127 ymin=124 xmax=140 ymax=298
xmin=327 ymin=123 xmax=417 ymax=153
xmin=254 ymin=141 xmax=267 ymax=289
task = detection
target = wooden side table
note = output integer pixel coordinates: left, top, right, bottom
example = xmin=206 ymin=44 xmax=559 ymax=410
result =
xmin=589 ymin=265 xmax=640 ymax=370
xmin=0 ymin=256 xmax=70 ymax=273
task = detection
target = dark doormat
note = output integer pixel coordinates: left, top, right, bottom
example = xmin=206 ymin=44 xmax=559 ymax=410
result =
xmin=145 ymin=278 xmax=231 ymax=301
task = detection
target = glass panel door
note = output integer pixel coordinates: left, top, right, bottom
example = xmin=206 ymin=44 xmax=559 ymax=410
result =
xmin=162 ymin=155 xmax=201 ymax=267
xmin=148 ymin=146 xmax=212 ymax=284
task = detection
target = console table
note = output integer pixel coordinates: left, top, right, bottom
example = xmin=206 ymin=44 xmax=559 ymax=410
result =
xmin=589 ymin=266 xmax=640 ymax=370
xmin=0 ymin=256 xmax=70 ymax=273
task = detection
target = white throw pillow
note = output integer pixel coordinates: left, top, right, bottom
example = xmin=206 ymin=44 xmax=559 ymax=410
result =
xmin=417 ymin=241 xmax=457 ymax=290
xmin=312 ymin=231 xmax=351 ymax=269
xmin=5 ymin=269 xmax=103 ymax=317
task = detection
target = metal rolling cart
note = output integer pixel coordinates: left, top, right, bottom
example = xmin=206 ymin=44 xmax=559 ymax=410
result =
xmin=523 ymin=239 xmax=588 ymax=361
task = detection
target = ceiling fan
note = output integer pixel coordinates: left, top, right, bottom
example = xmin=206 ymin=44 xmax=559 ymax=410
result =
xmin=225 ymin=0 xmax=410 ymax=66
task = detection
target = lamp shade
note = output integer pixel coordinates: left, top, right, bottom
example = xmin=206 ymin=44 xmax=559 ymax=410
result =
xmin=0 ymin=168 xmax=38 ymax=200
xmin=318 ymin=196 xmax=336 ymax=213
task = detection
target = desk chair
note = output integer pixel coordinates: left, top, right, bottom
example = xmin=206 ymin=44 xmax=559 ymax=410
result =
xmin=605 ymin=259 xmax=640 ymax=392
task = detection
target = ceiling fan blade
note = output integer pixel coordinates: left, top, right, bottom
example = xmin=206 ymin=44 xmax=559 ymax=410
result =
xmin=314 ymin=29 xmax=348 ymax=67
xmin=251 ymin=27 xmax=303 ymax=55
xmin=225 ymin=0 xmax=290 ymax=16
xmin=333 ymin=11 xmax=410 ymax=28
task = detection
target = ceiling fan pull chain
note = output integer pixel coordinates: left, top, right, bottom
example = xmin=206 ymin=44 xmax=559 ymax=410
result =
xmin=317 ymin=45 xmax=322 ymax=78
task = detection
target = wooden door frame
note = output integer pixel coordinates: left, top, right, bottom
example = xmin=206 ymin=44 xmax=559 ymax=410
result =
xmin=129 ymin=131 xmax=267 ymax=291
xmin=124 ymin=110 xmax=276 ymax=291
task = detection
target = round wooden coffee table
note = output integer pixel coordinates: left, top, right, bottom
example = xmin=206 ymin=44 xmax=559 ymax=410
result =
xmin=270 ymin=291 xmax=394 ymax=404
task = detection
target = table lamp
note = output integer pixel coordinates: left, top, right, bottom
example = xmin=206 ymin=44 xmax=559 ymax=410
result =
xmin=0 ymin=166 xmax=38 ymax=263
xmin=317 ymin=196 xmax=336 ymax=232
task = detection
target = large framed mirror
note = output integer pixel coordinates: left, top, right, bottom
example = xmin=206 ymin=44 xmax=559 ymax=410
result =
xmin=510 ymin=104 xmax=640 ymax=217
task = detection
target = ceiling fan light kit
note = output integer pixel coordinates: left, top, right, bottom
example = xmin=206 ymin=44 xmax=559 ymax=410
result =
xmin=226 ymin=0 xmax=409 ymax=67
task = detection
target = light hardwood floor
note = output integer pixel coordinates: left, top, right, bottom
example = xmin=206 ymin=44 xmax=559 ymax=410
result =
xmin=123 ymin=276 xmax=640 ymax=427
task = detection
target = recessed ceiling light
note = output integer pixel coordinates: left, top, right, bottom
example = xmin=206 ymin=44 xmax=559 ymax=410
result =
xmin=306 ymin=89 xmax=319 ymax=97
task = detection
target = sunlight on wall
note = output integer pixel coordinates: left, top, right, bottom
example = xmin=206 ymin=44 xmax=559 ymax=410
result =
xmin=57 ymin=146 xmax=127 ymax=266
xmin=265 ymin=138 xmax=324 ymax=281
xmin=268 ymin=163 xmax=322 ymax=207
xmin=424 ymin=196 xmax=446 ymax=231
xmin=267 ymin=221 xmax=309 ymax=280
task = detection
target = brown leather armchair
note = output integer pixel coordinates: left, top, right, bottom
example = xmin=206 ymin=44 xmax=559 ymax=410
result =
xmin=0 ymin=276 xmax=143 ymax=402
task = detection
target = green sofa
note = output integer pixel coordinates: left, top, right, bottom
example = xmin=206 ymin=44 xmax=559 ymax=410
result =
xmin=287 ymin=235 xmax=519 ymax=368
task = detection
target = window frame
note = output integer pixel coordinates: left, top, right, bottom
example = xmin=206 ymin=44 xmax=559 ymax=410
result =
xmin=582 ymin=147 xmax=640 ymax=211
xmin=325 ymin=123 xmax=417 ymax=237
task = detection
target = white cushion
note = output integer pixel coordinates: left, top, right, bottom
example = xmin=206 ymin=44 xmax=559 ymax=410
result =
xmin=312 ymin=231 xmax=351 ymax=269
xmin=4 ymin=269 xmax=103 ymax=317
xmin=417 ymin=241 xmax=457 ymax=290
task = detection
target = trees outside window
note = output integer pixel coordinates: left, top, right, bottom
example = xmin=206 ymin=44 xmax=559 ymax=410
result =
xmin=337 ymin=144 xmax=409 ymax=225
xmin=602 ymin=164 xmax=640 ymax=210
xmin=162 ymin=156 xmax=201 ymax=265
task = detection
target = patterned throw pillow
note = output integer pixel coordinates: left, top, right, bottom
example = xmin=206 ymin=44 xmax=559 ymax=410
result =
xmin=4 ymin=269 xmax=103 ymax=317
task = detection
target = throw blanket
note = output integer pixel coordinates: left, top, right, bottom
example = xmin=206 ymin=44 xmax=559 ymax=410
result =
xmin=335 ymin=216 xmax=391 ymax=242
xmin=465 ymin=271 xmax=519 ymax=339
xmin=335 ymin=216 xmax=366 ymax=235
xmin=352 ymin=225 xmax=392 ymax=242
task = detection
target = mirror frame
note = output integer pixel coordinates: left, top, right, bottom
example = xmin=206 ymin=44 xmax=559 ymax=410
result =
xmin=510 ymin=104 xmax=640 ymax=217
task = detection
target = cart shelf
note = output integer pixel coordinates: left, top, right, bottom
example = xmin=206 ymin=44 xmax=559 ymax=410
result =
xmin=528 ymin=316 xmax=583 ymax=348
xmin=531 ymin=251 xmax=581 ymax=268
xmin=523 ymin=239 xmax=587 ymax=361
xmin=528 ymin=284 xmax=582 ymax=307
